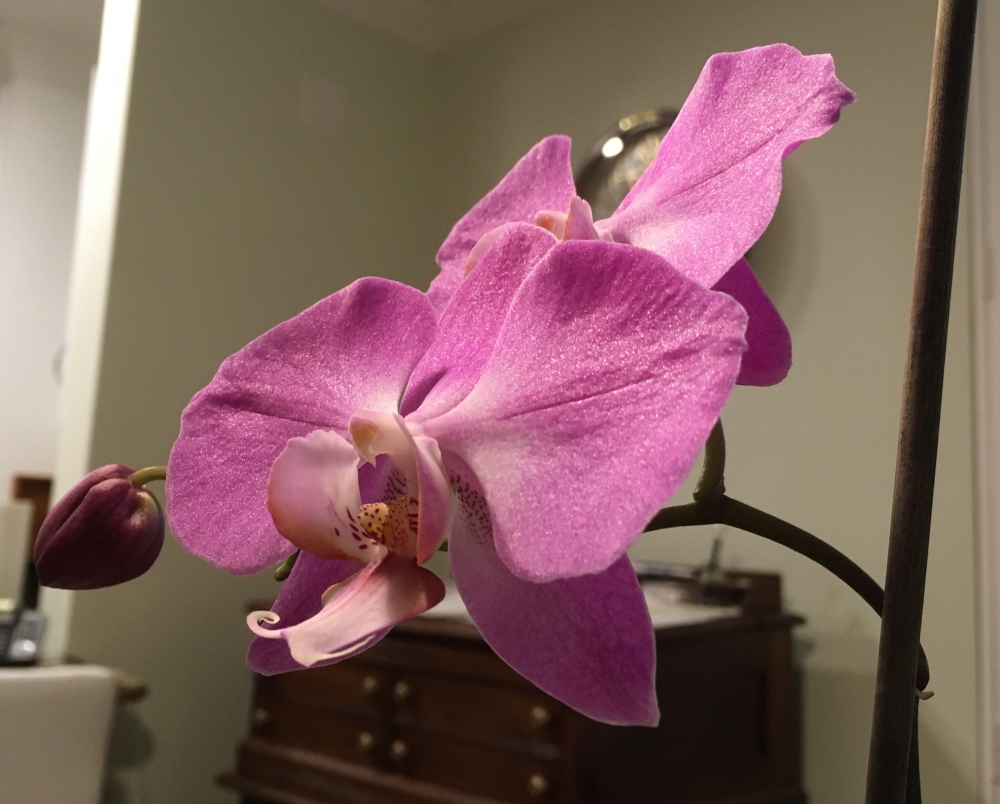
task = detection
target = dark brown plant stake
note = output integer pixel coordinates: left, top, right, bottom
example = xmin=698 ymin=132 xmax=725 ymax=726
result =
xmin=865 ymin=0 xmax=977 ymax=802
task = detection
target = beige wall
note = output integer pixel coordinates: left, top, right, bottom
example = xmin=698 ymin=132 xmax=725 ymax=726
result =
xmin=68 ymin=0 xmax=979 ymax=802
xmin=0 ymin=25 xmax=92 ymax=502
xmin=67 ymin=1 xmax=445 ymax=801
xmin=432 ymin=1 xmax=978 ymax=802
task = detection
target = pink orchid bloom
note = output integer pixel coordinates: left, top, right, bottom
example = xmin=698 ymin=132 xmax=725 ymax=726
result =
xmin=164 ymin=43 xmax=854 ymax=727
xmin=428 ymin=44 xmax=855 ymax=387
xmin=167 ymin=223 xmax=749 ymax=726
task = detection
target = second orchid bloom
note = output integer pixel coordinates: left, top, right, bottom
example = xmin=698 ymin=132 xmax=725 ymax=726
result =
xmin=165 ymin=44 xmax=854 ymax=727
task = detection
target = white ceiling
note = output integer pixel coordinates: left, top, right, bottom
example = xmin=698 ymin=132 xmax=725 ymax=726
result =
xmin=308 ymin=0 xmax=566 ymax=51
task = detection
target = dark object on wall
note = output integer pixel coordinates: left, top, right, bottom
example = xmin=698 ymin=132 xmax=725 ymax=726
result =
xmin=0 ymin=475 xmax=52 ymax=665
xmin=574 ymin=109 xmax=676 ymax=221
xmin=219 ymin=570 xmax=803 ymax=804
xmin=11 ymin=475 xmax=52 ymax=610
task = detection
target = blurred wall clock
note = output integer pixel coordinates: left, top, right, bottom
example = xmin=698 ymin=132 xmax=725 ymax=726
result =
xmin=574 ymin=108 xmax=677 ymax=220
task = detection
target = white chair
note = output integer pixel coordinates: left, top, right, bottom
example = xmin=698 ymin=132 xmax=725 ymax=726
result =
xmin=0 ymin=665 xmax=117 ymax=804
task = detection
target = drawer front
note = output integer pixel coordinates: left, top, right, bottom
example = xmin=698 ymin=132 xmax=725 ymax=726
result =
xmin=252 ymin=692 xmax=390 ymax=770
xmin=391 ymin=669 xmax=562 ymax=747
xmin=260 ymin=659 xmax=393 ymax=716
xmin=385 ymin=725 xmax=563 ymax=804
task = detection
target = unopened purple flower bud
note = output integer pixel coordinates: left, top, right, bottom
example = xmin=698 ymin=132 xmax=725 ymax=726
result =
xmin=33 ymin=464 xmax=165 ymax=590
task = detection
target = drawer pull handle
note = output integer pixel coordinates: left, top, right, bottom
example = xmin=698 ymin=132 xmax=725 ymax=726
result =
xmin=356 ymin=731 xmax=376 ymax=753
xmin=529 ymin=705 xmax=552 ymax=728
xmin=392 ymin=680 xmax=413 ymax=703
xmin=527 ymin=774 xmax=550 ymax=797
xmin=362 ymin=675 xmax=380 ymax=695
xmin=252 ymin=707 xmax=271 ymax=727
xmin=389 ymin=739 xmax=410 ymax=761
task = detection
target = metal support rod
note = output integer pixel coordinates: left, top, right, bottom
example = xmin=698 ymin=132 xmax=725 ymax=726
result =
xmin=865 ymin=1 xmax=977 ymax=802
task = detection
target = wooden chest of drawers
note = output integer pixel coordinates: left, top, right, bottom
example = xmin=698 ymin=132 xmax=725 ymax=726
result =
xmin=219 ymin=571 xmax=805 ymax=804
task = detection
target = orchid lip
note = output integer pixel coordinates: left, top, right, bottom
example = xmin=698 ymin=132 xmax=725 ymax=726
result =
xmin=247 ymin=610 xmax=379 ymax=659
xmin=267 ymin=417 xmax=453 ymax=568
xmin=247 ymin=553 xmax=446 ymax=669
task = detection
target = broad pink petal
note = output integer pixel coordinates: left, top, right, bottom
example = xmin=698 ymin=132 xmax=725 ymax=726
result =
xmin=166 ymin=278 xmax=436 ymax=574
xmin=247 ymin=552 xmax=367 ymax=674
xmin=427 ymin=136 xmax=574 ymax=315
xmin=712 ymin=258 xmax=792 ymax=386
xmin=425 ymin=241 xmax=747 ymax=582
xmin=248 ymin=554 xmax=445 ymax=668
xmin=448 ymin=471 xmax=658 ymax=726
xmin=402 ymin=224 xmax=556 ymax=419
xmin=267 ymin=430 xmax=386 ymax=562
xmin=602 ymin=44 xmax=855 ymax=288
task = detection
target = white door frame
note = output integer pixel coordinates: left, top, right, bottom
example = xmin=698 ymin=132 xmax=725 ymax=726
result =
xmin=970 ymin=1 xmax=1000 ymax=799
xmin=41 ymin=0 xmax=141 ymax=660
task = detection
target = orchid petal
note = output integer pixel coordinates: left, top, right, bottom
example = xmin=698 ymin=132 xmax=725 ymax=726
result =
xmin=428 ymin=136 xmax=574 ymax=315
xmin=402 ymin=428 xmax=452 ymax=563
xmin=248 ymin=554 xmax=445 ymax=668
xmin=461 ymin=223 xmax=516 ymax=279
xmin=425 ymin=240 xmax=747 ymax=582
xmin=712 ymin=258 xmax=792 ymax=386
xmin=447 ymin=470 xmax=657 ymax=726
xmin=563 ymin=196 xmax=601 ymax=241
xmin=166 ymin=278 xmax=436 ymax=574
xmin=403 ymin=224 xmax=556 ymax=419
xmin=266 ymin=430 xmax=386 ymax=562
xmin=603 ymin=44 xmax=855 ymax=288
xmin=247 ymin=552 xmax=364 ymax=674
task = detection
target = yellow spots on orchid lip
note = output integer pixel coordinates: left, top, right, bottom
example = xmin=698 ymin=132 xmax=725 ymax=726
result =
xmin=379 ymin=495 xmax=419 ymax=559
xmin=354 ymin=496 xmax=419 ymax=560
xmin=359 ymin=503 xmax=389 ymax=538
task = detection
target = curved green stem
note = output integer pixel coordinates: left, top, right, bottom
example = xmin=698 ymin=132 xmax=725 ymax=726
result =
xmin=129 ymin=466 xmax=167 ymax=488
xmin=644 ymin=496 xmax=930 ymax=691
xmin=647 ymin=497 xmax=885 ymax=612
